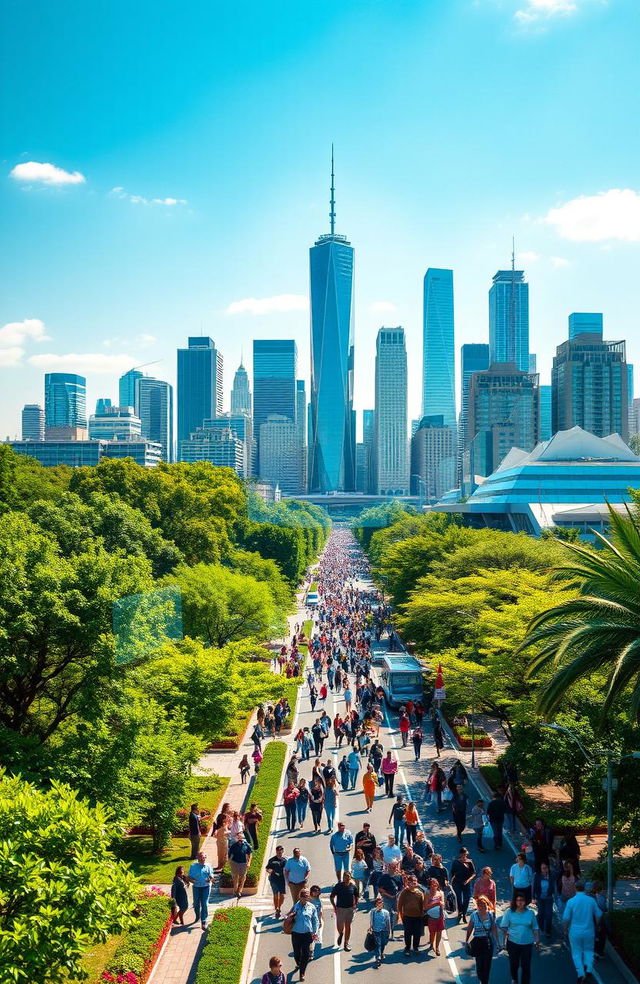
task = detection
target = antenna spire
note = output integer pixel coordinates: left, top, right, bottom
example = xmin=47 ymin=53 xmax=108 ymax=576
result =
xmin=330 ymin=144 xmax=336 ymax=236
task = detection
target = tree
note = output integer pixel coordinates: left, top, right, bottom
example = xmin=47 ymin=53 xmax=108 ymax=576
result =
xmin=244 ymin=522 xmax=307 ymax=585
xmin=0 ymin=445 xmax=70 ymax=513
xmin=352 ymin=500 xmax=417 ymax=549
xmin=521 ymin=505 xmax=640 ymax=723
xmin=227 ymin=548 xmax=292 ymax=611
xmin=0 ymin=773 xmax=138 ymax=984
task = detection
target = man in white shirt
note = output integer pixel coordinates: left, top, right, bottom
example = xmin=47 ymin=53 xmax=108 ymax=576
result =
xmin=563 ymin=881 xmax=601 ymax=983
xmin=382 ymin=834 xmax=402 ymax=869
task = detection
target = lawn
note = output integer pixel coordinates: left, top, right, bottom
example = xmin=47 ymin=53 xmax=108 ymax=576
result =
xmin=189 ymin=774 xmax=228 ymax=815
xmin=78 ymin=933 xmax=124 ymax=984
xmin=118 ymin=835 xmax=194 ymax=883
xmin=194 ymin=908 xmax=253 ymax=984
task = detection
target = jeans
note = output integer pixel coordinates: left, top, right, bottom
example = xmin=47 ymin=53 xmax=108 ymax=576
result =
xmin=297 ymin=798 xmax=308 ymax=823
xmin=373 ymin=929 xmax=388 ymax=960
xmin=413 ymin=742 xmax=422 ymax=760
xmin=472 ymin=936 xmax=494 ymax=984
xmin=506 ymin=810 xmax=517 ymax=832
xmin=340 ymin=772 xmax=349 ymax=791
xmin=474 ymin=826 xmax=484 ymax=850
xmin=383 ymin=773 xmax=395 ymax=796
xmin=381 ymin=898 xmax=397 ymax=937
xmin=536 ymin=896 xmax=554 ymax=935
xmin=326 ymin=803 xmax=336 ymax=829
xmin=349 ymin=769 xmax=359 ymax=789
xmin=490 ymin=819 xmax=503 ymax=848
xmin=393 ymin=818 xmax=406 ymax=846
xmin=292 ymin=931 xmax=313 ymax=975
xmin=401 ymin=730 xmax=409 ymax=747
xmin=569 ymin=930 xmax=595 ymax=978
xmin=192 ymin=885 xmax=210 ymax=925
xmin=285 ymin=801 xmax=297 ymax=831
xmin=403 ymin=915 xmax=423 ymax=949
xmin=310 ymin=804 xmax=323 ymax=830
xmin=405 ymin=823 xmax=418 ymax=845
xmin=454 ymin=881 xmax=471 ymax=917
xmin=507 ymin=941 xmax=533 ymax=984
xmin=246 ymin=825 xmax=259 ymax=850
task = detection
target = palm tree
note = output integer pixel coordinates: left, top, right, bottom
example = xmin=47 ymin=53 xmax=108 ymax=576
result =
xmin=521 ymin=504 xmax=640 ymax=722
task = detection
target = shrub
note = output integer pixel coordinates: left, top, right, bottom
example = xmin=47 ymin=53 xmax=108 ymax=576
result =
xmin=610 ymin=909 xmax=640 ymax=978
xmin=479 ymin=764 xmax=600 ymax=832
xmin=106 ymin=892 xmax=171 ymax=980
xmin=193 ymin=908 xmax=252 ymax=984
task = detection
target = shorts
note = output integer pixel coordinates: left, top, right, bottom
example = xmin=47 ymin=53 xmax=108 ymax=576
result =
xmin=229 ymin=860 xmax=247 ymax=879
xmin=336 ymin=906 xmax=355 ymax=930
xmin=333 ymin=853 xmax=350 ymax=874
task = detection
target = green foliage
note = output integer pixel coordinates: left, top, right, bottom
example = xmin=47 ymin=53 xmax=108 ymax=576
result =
xmin=352 ymin=500 xmax=417 ymax=549
xmin=105 ymin=893 xmax=170 ymax=977
xmin=244 ymin=522 xmax=307 ymax=585
xmin=0 ymin=773 xmax=139 ymax=984
xmin=194 ymin=908 xmax=253 ymax=984
xmin=0 ymin=444 xmax=70 ymax=513
xmin=610 ymin=909 xmax=640 ymax=979
xmin=227 ymin=548 xmax=292 ymax=611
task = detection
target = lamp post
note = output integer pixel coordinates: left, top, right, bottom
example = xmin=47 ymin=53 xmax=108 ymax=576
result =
xmin=454 ymin=609 xmax=481 ymax=769
xmin=541 ymin=722 xmax=640 ymax=915
xmin=411 ymin=474 xmax=427 ymax=510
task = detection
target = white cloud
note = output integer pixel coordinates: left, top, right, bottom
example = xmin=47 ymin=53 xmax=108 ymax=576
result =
xmin=0 ymin=318 xmax=49 ymax=347
xmin=137 ymin=333 xmax=157 ymax=344
xmin=515 ymin=0 xmax=576 ymax=24
xmin=544 ymin=188 xmax=640 ymax=242
xmin=10 ymin=161 xmax=86 ymax=186
xmin=28 ymin=352 xmax=136 ymax=374
xmin=0 ymin=347 xmax=25 ymax=367
xmin=225 ymin=294 xmax=309 ymax=316
xmin=517 ymin=250 xmax=540 ymax=263
xmin=550 ymin=256 xmax=571 ymax=267
xmin=110 ymin=187 xmax=187 ymax=207
xmin=370 ymin=300 xmax=397 ymax=314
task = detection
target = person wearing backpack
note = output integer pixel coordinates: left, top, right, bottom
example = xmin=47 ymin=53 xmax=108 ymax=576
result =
xmin=465 ymin=895 xmax=500 ymax=984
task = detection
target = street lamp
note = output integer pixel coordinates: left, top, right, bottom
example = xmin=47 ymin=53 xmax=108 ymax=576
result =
xmin=410 ymin=474 xmax=428 ymax=510
xmin=541 ymin=721 xmax=640 ymax=915
xmin=454 ymin=609 xmax=481 ymax=769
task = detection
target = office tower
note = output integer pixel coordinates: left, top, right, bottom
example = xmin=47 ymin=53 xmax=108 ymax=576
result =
xmin=95 ymin=397 xmax=112 ymax=415
xmin=88 ymin=405 xmax=142 ymax=441
xmin=627 ymin=364 xmax=634 ymax=436
xmin=309 ymin=151 xmax=355 ymax=492
xmin=374 ymin=327 xmax=409 ymax=495
xmin=552 ymin=329 xmax=628 ymax=441
xmin=259 ymin=415 xmax=303 ymax=495
xmin=10 ymin=439 xmax=161 ymax=468
xmin=137 ymin=377 xmax=174 ymax=462
xmin=411 ymin=415 xmax=456 ymax=501
xmin=630 ymin=398 xmax=640 ymax=438
xmin=21 ymin=404 xmax=44 ymax=441
xmin=528 ymin=354 xmax=537 ymax=374
xmin=119 ymin=369 xmax=143 ymax=411
xmin=44 ymin=372 xmax=87 ymax=440
xmin=568 ymin=312 xmax=603 ymax=341
xmin=189 ymin=414 xmax=253 ymax=479
xmin=177 ymin=337 xmax=223 ymax=451
xmin=489 ymin=265 xmax=529 ymax=372
xmin=458 ymin=343 xmax=490 ymax=484
xmin=362 ymin=408 xmax=375 ymax=494
xmin=468 ymin=363 xmax=539 ymax=477
xmin=539 ymin=385 xmax=552 ymax=441
xmin=422 ymin=268 xmax=456 ymax=428
xmin=231 ymin=361 xmax=252 ymax=416
xmin=179 ymin=423 xmax=246 ymax=476
xmin=253 ymin=339 xmax=297 ymax=473
xmin=296 ymin=379 xmax=307 ymax=492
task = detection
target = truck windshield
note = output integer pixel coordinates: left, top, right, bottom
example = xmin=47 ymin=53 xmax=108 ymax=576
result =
xmin=390 ymin=673 xmax=422 ymax=690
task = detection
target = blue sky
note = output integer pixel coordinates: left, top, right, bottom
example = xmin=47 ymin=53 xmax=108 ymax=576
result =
xmin=1 ymin=0 xmax=639 ymax=437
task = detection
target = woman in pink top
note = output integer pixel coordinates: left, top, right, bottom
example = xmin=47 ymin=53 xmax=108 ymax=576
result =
xmin=473 ymin=866 xmax=497 ymax=910
xmin=381 ymin=752 xmax=397 ymax=798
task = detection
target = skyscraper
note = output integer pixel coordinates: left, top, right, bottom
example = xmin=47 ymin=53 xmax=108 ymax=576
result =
xmin=374 ymin=327 xmax=408 ymax=495
xmin=568 ymin=312 xmax=603 ymax=341
xmin=95 ymin=398 xmax=112 ymax=416
xmin=468 ymin=364 xmax=539 ymax=477
xmin=422 ymin=268 xmax=455 ymax=428
xmin=411 ymin=415 xmax=456 ymax=501
xmin=309 ymin=151 xmax=355 ymax=492
xmin=253 ymin=339 xmax=297 ymax=473
xmin=137 ymin=377 xmax=174 ymax=462
xmin=44 ymin=373 xmax=87 ymax=440
xmin=552 ymin=330 xmax=628 ymax=441
xmin=458 ymin=343 xmax=490 ymax=484
xmin=362 ymin=409 xmax=375 ymax=494
xmin=119 ymin=369 xmax=143 ymax=411
xmin=259 ymin=415 xmax=303 ymax=495
xmin=539 ymin=385 xmax=552 ymax=441
xmin=177 ymin=337 xmax=223 ymax=451
xmin=296 ymin=379 xmax=307 ymax=492
xmin=489 ymin=265 xmax=529 ymax=372
xmin=231 ymin=361 xmax=252 ymax=416
xmin=528 ymin=353 xmax=537 ymax=374
xmin=21 ymin=404 xmax=44 ymax=441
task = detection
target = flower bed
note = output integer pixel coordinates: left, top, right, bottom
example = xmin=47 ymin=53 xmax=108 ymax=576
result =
xmin=102 ymin=890 xmax=171 ymax=984
xmin=207 ymin=710 xmax=253 ymax=750
xmin=193 ymin=908 xmax=253 ymax=984
xmin=447 ymin=718 xmax=492 ymax=749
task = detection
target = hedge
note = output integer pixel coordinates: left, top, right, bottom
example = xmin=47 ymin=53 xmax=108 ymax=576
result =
xmin=219 ymin=740 xmax=287 ymax=888
xmin=479 ymin=764 xmax=600 ymax=832
xmin=193 ymin=907 xmax=253 ymax=984
xmin=610 ymin=909 xmax=640 ymax=979
xmin=103 ymin=892 xmax=171 ymax=981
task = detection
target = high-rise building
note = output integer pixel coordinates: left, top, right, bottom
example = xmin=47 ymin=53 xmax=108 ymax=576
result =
xmin=309 ymin=153 xmax=355 ymax=492
xmin=119 ymin=369 xmax=143 ymax=411
xmin=296 ymin=379 xmax=307 ymax=492
xmin=197 ymin=414 xmax=253 ymax=479
xmin=21 ymin=404 xmax=44 ymax=441
xmin=374 ymin=327 xmax=409 ymax=495
xmin=552 ymin=330 xmax=628 ymax=441
xmin=253 ymin=340 xmax=297 ymax=474
xmin=231 ymin=361 xmax=252 ymax=416
xmin=177 ymin=337 xmax=223 ymax=451
xmin=422 ymin=268 xmax=456 ymax=428
xmin=88 ymin=405 xmax=142 ymax=441
xmin=10 ymin=439 xmax=161 ymax=468
xmin=528 ymin=353 xmax=537 ymax=374
xmin=468 ymin=363 xmax=539 ymax=478
xmin=179 ymin=421 xmax=247 ymax=476
xmin=627 ymin=364 xmax=634 ymax=436
xmin=44 ymin=372 xmax=87 ymax=440
xmin=411 ymin=414 xmax=456 ymax=502
xmin=259 ymin=414 xmax=303 ymax=495
xmin=489 ymin=268 xmax=529 ymax=372
xmin=95 ymin=397 xmax=112 ymax=416
xmin=630 ymin=398 xmax=640 ymax=438
xmin=568 ymin=312 xmax=603 ymax=341
xmin=458 ymin=343 xmax=490 ymax=484
xmin=539 ymin=385 xmax=552 ymax=441
xmin=362 ymin=409 xmax=375 ymax=494
xmin=137 ymin=377 xmax=174 ymax=462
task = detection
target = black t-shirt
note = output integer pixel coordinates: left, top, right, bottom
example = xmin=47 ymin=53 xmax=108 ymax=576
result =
xmin=392 ymin=803 xmax=406 ymax=820
xmin=378 ymin=872 xmax=403 ymax=898
xmin=425 ymin=865 xmax=448 ymax=889
xmin=450 ymin=859 xmax=476 ymax=884
xmin=266 ymin=855 xmax=286 ymax=879
xmin=331 ymin=881 xmax=359 ymax=908
xmin=355 ymin=831 xmax=376 ymax=856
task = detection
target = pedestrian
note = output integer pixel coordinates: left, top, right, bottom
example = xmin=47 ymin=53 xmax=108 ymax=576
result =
xmin=368 ymin=895 xmax=391 ymax=967
xmin=338 ymin=754 xmax=350 ymax=791
xmin=324 ymin=777 xmax=339 ymax=831
xmin=239 ymin=754 xmax=251 ymax=784
xmin=389 ymin=794 xmax=407 ymax=846
xmin=504 ymin=782 xmax=522 ymax=834
xmin=424 ymin=877 xmax=446 ymax=955
xmin=188 ymin=803 xmax=202 ymax=861
xmin=563 ymin=880 xmax=600 ymax=982
xmin=529 ymin=819 xmax=553 ymax=872
xmin=401 ymin=844 xmax=417 ymax=875
xmin=214 ymin=812 xmax=229 ymax=871
xmin=266 ymin=845 xmax=287 ymax=917
xmin=370 ymin=845 xmax=385 ymax=896
xmin=471 ymin=799 xmax=486 ymax=853
xmin=286 ymin=755 xmax=299 ymax=786
xmin=284 ymin=847 xmax=311 ymax=903
xmin=329 ymin=821 xmax=353 ymax=880
xmin=309 ymin=884 xmax=324 ymax=959
xmin=322 ymin=757 xmax=337 ymax=785
xmin=382 ymin=751 xmax=398 ymax=797
xmin=244 ymin=803 xmax=263 ymax=850
xmin=309 ymin=685 xmax=318 ymax=712
xmin=451 ymin=783 xmax=468 ymax=842
xmin=312 ymin=720 xmax=324 ymax=755
xmin=347 ymin=747 xmax=360 ymax=789
xmin=228 ymin=832 xmax=252 ymax=898
xmin=413 ymin=828 xmax=434 ymax=861
xmin=405 ymin=800 xmax=419 ymax=845
xmin=465 ymin=895 xmax=499 ymax=984
xmin=330 ymin=870 xmax=359 ymax=951
xmin=351 ymin=847 xmax=369 ymax=899
xmin=187 ymin=851 xmax=215 ymax=930
xmin=433 ymin=716 xmax=444 ymax=757
xmin=510 ymin=852 xmax=534 ymax=905
xmin=397 ymin=872 xmax=426 ymax=955
xmin=558 ymin=860 xmax=578 ymax=916
xmin=411 ymin=726 xmax=423 ymax=760
xmin=261 ymin=955 xmax=285 ymax=984
xmin=377 ymin=858 xmax=403 ymax=941
xmin=344 ymin=685 xmax=353 ymax=714
xmin=451 ymin=846 xmax=476 ymax=923
xmin=296 ymin=778 xmax=309 ymax=828
xmin=362 ymin=763 xmax=378 ymax=811
xmin=473 ymin=866 xmax=497 ymax=910
xmin=500 ymin=892 xmax=540 ymax=984
xmin=283 ymin=781 xmax=299 ymax=833
xmin=287 ymin=888 xmax=319 ymax=982
xmin=399 ymin=710 xmax=410 ymax=747
xmin=533 ymin=861 xmax=554 ymax=938
xmin=559 ymin=830 xmax=582 ymax=876
xmin=252 ymin=745 xmax=263 ymax=774
xmin=170 ymin=865 xmax=189 ymax=925
xmin=309 ymin=780 xmax=324 ymax=832
xmin=486 ymin=791 xmax=506 ymax=849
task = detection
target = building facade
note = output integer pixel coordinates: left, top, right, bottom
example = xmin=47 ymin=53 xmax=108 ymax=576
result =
xmin=178 ymin=425 xmax=245 ymax=474
xmin=374 ymin=327 xmax=409 ymax=495
xmin=137 ymin=376 xmax=174 ymax=462
xmin=468 ymin=363 xmax=539 ymax=478
xmin=230 ymin=361 xmax=252 ymax=416
xmin=21 ymin=404 xmax=44 ymax=441
xmin=177 ymin=337 xmax=223 ymax=451
xmin=489 ymin=269 xmax=529 ymax=373
xmin=253 ymin=340 xmax=297 ymax=473
xmin=259 ymin=414 xmax=303 ymax=495
xmin=198 ymin=414 xmax=253 ymax=479
xmin=296 ymin=379 xmax=307 ymax=492
xmin=88 ymin=405 xmax=142 ymax=441
xmin=539 ymin=384 xmax=552 ymax=441
xmin=9 ymin=439 xmax=161 ymax=468
xmin=44 ymin=372 xmax=87 ymax=440
xmin=411 ymin=414 xmax=456 ymax=502
xmin=422 ymin=268 xmax=456 ymax=428
xmin=119 ymin=369 xmax=143 ymax=411
xmin=568 ymin=312 xmax=603 ymax=341
xmin=551 ymin=331 xmax=628 ymax=441
xmin=458 ymin=343 xmax=490 ymax=484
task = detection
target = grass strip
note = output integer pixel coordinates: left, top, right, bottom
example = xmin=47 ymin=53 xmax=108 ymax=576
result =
xmin=104 ymin=893 xmax=171 ymax=979
xmin=193 ymin=907 xmax=253 ymax=984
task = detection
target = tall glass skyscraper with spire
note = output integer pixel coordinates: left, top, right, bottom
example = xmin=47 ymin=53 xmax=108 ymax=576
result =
xmin=309 ymin=151 xmax=355 ymax=492
xmin=489 ymin=265 xmax=529 ymax=372
xmin=422 ymin=268 xmax=456 ymax=428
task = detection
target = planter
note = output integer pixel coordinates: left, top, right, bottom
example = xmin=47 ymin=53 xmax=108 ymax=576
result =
xmin=207 ymin=713 xmax=254 ymax=751
xmin=218 ymin=885 xmax=258 ymax=897
xmin=448 ymin=721 xmax=493 ymax=750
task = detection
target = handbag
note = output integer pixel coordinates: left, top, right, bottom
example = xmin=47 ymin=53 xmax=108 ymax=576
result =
xmin=442 ymin=788 xmax=453 ymax=803
xmin=426 ymin=904 xmax=442 ymax=919
xmin=364 ymin=930 xmax=376 ymax=952
xmin=283 ymin=909 xmax=295 ymax=935
xmin=444 ymin=887 xmax=457 ymax=914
